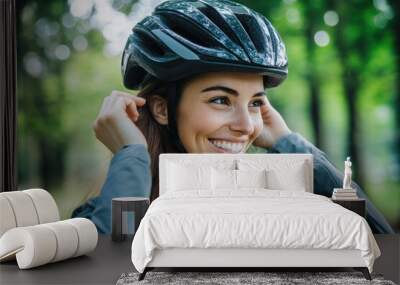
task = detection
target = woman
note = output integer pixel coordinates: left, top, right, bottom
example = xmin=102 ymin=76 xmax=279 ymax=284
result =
xmin=72 ymin=0 xmax=394 ymax=234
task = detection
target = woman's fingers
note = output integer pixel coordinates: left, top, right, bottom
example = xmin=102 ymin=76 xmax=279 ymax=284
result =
xmin=92 ymin=90 xmax=149 ymax=153
xmin=110 ymin=97 xmax=136 ymax=122
xmin=104 ymin=90 xmax=146 ymax=121
xmin=125 ymin=98 xmax=140 ymax=122
xmin=260 ymin=101 xmax=272 ymax=121
xmin=110 ymin=90 xmax=146 ymax=106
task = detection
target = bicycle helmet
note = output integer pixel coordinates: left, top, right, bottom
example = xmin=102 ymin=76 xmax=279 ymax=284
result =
xmin=121 ymin=0 xmax=288 ymax=90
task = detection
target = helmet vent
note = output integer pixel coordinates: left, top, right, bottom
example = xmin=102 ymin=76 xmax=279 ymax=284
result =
xmin=197 ymin=4 xmax=242 ymax=48
xmin=134 ymin=29 xmax=169 ymax=57
xmin=158 ymin=13 xmax=220 ymax=49
xmin=235 ymin=13 xmax=266 ymax=54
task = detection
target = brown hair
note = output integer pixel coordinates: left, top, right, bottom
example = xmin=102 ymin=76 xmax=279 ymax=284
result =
xmin=135 ymin=78 xmax=189 ymax=202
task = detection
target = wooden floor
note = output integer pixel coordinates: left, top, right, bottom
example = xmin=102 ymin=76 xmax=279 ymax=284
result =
xmin=0 ymin=234 xmax=398 ymax=284
xmin=373 ymin=234 xmax=400 ymax=284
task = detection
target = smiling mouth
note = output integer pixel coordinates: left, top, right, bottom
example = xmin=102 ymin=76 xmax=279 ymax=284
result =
xmin=208 ymin=139 xmax=247 ymax=153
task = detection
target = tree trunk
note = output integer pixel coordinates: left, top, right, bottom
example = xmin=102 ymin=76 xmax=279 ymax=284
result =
xmin=330 ymin=2 xmax=366 ymax=190
xmin=343 ymin=69 xmax=364 ymax=186
xmin=38 ymin=138 xmax=67 ymax=189
xmin=303 ymin=0 xmax=323 ymax=148
xmin=388 ymin=0 xmax=400 ymax=230
xmin=389 ymin=0 xmax=400 ymax=182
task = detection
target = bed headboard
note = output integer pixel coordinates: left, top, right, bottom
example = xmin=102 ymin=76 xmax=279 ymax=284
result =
xmin=159 ymin=153 xmax=313 ymax=195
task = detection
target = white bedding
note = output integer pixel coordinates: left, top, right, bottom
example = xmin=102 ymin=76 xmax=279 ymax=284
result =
xmin=131 ymin=189 xmax=380 ymax=273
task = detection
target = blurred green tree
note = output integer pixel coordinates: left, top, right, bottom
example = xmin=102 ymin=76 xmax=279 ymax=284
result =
xmin=17 ymin=0 xmax=72 ymax=189
xmin=387 ymin=0 xmax=400 ymax=229
xmin=301 ymin=0 xmax=323 ymax=148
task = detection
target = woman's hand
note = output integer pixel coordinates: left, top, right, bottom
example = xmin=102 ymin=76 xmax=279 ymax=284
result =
xmin=92 ymin=90 xmax=148 ymax=154
xmin=252 ymin=96 xmax=292 ymax=149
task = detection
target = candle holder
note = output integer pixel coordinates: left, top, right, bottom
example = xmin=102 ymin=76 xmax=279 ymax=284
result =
xmin=111 ymin=197 xmax=149 ymax=242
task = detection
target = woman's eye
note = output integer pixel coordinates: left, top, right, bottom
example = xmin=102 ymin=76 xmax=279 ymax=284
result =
xmin=209 ymin=97 xmax=230 ymax=105
xmin=208 ymin=97 xmax=265 ymax=108
xmin=250 ymin=100 xmax=265 ymax=107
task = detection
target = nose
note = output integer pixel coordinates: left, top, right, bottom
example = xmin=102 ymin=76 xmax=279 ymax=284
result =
xmin=229 ymin=106 xmax=255 ymax=136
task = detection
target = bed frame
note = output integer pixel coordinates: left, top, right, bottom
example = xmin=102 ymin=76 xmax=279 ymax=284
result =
xmin=140 ymin=248 xmax=371 ymax=280
xmin=138 ymin=153 xmax=371 ymax=281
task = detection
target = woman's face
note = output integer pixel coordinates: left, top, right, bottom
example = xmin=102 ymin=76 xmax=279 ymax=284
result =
xmin=177 ymin=71 xmax=265 ymax=153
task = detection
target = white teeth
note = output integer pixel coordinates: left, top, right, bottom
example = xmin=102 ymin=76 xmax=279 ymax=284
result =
xmin=209 ymin=139 xmax=245 ymax=153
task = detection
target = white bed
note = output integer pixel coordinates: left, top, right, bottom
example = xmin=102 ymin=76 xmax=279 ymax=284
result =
xmin=131 ymin=153 xmax=380 ymax=280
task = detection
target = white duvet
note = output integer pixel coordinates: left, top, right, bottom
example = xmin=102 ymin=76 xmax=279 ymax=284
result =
xmin=131 ymin=189 xmax=380 ymax=273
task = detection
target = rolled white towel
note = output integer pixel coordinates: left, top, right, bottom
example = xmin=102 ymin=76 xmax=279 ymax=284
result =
xmin=0 ymin=225 xmax=57 ymax=268
xmin=0 ymin=218 xmax=98 ymax=269
xmin=0 ymin=191 xmax=39 ymax=228
xmin=65 ymin=218 xmax=98 ymax=257
xmin=24 ymin=189 xmax=60 ymax=223
xmin=42 ymin=221 xmax=79 ymax=262
xmin=0 ymin=196 xmax=17 ymax=237
xmin=0 ymin=189 xmax=59 ymax=238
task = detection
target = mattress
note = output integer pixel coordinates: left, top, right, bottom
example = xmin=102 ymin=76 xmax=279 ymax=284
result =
xmin=131 ymin=189 xmax=380 ymax=273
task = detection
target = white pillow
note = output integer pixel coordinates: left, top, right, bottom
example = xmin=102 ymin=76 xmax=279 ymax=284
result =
xmin=167 ymin=162 xmax=212 ymax=191
xmin=236 ymin=169 xmax=268 ymax=188
xmin=237 ymin=159 xmax=308 ymax=192
xmin=212 ymin=168 xmax=237 ymax=190
xmin=211 ymin=168 xmax=268 ymax=190
xmin=266 ymin=167 xmax=307 ymax=191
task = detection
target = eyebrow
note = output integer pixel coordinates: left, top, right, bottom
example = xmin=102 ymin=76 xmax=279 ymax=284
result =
xmin=201 ymin=85 xmax=265 ymax=97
